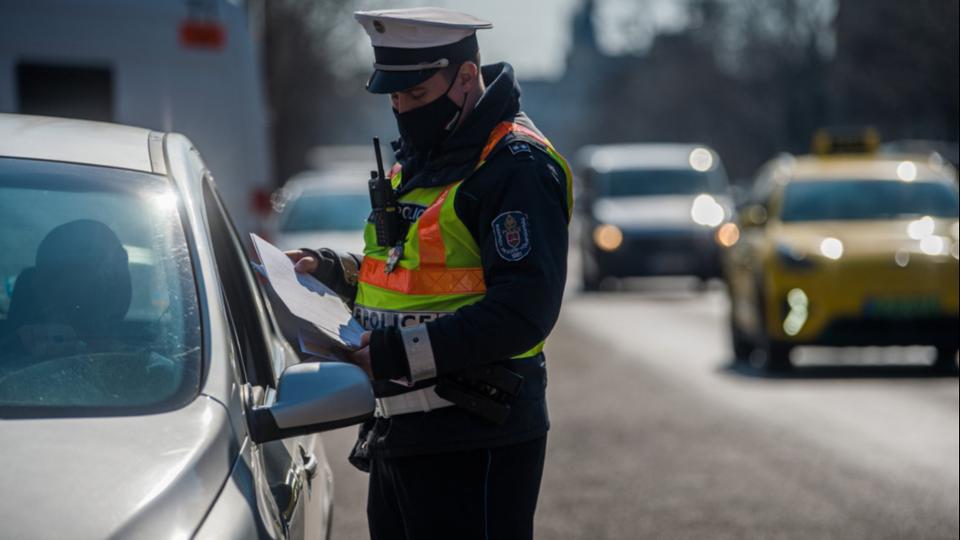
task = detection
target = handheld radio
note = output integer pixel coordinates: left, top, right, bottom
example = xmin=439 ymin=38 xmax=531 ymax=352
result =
xmin=368 ymin=137 xmax=402 ymax=247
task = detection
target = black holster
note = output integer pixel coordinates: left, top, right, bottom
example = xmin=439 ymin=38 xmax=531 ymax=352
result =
xmin=435 ymin=363 xmax=525 ymax=425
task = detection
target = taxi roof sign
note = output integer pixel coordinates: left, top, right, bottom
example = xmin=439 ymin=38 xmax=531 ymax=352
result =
xmin=811 ymin=126 xmax=881 ymax=156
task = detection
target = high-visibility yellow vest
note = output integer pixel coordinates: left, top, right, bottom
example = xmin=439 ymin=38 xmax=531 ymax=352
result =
xmin=354 ymin=120 xmax=573 ymax=360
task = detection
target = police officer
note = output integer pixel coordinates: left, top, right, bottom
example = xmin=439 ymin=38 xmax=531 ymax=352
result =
xmin=286 ymin=7 xmax=572 ymax=539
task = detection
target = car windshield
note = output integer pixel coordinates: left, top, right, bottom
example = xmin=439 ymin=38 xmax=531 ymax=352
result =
xmin=280 ymin=191 xmax=369 ymax=232
xmin=0 ymin=158 xmax=201 ymax=416
xmin=596 ymin=168 xmax=722 ymax=197
xmin=780 ymin=180 xmax=960 ymax=222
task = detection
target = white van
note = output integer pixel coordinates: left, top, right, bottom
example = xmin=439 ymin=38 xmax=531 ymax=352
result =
xmin=0 ymin=0 xmax=272 ymax=235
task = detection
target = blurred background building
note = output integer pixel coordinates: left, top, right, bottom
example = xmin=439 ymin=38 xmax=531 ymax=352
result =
xmin=259 ymin=0 xmax=958 ymax=184
xmin=3 ymin=0 xmax=954 ymax=190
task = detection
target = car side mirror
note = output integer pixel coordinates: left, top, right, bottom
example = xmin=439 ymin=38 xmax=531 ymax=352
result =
xmin=247 ymin=362 xmax=375 ymax=444
xmin=740 ymin=204 xmax=768 ymax=228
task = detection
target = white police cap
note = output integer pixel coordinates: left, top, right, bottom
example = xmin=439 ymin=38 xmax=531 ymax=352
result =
xmin=354 ymin=7 xmax=492 ymax=94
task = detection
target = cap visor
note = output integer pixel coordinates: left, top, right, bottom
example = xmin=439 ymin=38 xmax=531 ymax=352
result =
xmin=366 ymin=68 xmax=440 ymax=94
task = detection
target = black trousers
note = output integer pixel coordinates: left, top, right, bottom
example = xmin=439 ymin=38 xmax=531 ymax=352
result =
xmin=367 ymin=436 xmax=547 ymax=540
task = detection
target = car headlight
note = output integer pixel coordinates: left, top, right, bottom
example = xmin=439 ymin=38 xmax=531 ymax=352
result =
xmin=716 ymin=222 xmax=739 ymax=247
xmin=782 ymin=288 xmax=810 ymax=336
xmin=920 ymin=235 xmax=949 ymax=256
xmin=907 ymin=216 xmax=935 ymax=239
xmin=690 ymin=194 xmax=725 ymax=227
xmin=819 ymin=237 xmax=844 ymax=260
xmin=593 ymin=224 xmax=623 ymax=252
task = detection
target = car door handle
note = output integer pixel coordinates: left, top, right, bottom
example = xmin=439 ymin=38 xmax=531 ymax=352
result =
xmin=300 ymin=447 xmax=318 ymax=480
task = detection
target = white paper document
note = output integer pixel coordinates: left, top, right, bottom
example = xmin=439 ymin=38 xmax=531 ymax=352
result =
xmin=250 ymin=233 xmax=365 ymax=350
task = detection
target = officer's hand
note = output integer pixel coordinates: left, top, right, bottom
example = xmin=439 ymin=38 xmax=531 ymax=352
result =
xmin=285 ymin=249 xmax=319 ymax=274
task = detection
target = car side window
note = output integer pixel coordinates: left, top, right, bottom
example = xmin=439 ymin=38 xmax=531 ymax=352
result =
xmin=202 ymin=174 xmax=278 ymax=388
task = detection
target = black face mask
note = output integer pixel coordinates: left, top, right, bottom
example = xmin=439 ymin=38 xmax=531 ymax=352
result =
xmin=394 ymin=73 xmax=466 ymax=153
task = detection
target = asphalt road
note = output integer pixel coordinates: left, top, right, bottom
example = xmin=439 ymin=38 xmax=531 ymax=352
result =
xmin=322 ymin=282 xmax=959 ymax=540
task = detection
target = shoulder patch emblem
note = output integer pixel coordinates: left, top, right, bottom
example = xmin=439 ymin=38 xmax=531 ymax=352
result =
xmin=508 ymin=140 xmax=531 ymax=155
xmin=492 ymin=211 xmax=532 ymax=261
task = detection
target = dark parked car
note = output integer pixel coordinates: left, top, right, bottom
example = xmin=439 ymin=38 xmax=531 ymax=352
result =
xmin=576 ymin=143 xmax=735 ymax=290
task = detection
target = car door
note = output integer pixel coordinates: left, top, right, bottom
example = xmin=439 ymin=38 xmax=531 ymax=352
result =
xmin=201 ymin=173 xmax=330 ymax=539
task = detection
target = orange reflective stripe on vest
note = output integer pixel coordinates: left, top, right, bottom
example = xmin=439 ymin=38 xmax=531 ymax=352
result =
xmin=480 ymin=121 xmax=553 ymax=163
xmin=417 ymin=184 xmax=454 ymax=268
xmin=360 ymin=257 xmax=486 ymax=295
xmin=388 ymin=162 xmax=402 ymax=178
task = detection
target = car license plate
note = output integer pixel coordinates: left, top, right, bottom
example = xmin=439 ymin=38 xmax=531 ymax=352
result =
xmin=863 ymin=296 xmax=941 ymax=318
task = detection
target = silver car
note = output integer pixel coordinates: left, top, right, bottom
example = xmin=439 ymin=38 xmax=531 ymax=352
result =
xmin=0 ymin=114 xmax=374 ymax=539
xmin=268 ymin=168 xmax=372 ymax=255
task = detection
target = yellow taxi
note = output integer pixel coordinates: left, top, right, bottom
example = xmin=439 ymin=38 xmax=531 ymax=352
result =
xmin=721 ymin=133 xmax=959 ymax=372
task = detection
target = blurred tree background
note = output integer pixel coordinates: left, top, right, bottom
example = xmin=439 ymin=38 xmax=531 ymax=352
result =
xmin=260 ymin=0 xmax=959 ymax=184
xmin=261 ymin=0 xmax=381 ymax=184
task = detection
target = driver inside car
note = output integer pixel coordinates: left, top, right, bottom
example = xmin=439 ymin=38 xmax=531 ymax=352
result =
xmin=2 ymin=219 xmax=132 ymax=365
